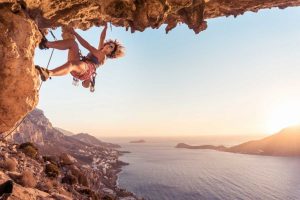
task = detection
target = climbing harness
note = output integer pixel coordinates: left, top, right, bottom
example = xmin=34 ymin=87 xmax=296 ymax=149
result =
xmin=90 ymin=72 xmax=97 ymax=92
xmin=71 ymin=48 xmax=99 ymax=92
xmin=72 ymin=49 xmax=82 ymax=86
xmin=72 ymin=71 xmax=97 ymax=93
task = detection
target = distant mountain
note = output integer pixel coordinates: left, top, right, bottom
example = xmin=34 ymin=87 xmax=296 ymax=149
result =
xmin=10 ymin=109 xmax=120 ymax=162
xmin=54 ymin=127 xmax=74 ymax=136
xmin=176 ymin=126 xmax=300 ymax=156
xmin=71 ymin=133 xmax=120 ymax=148
xmin=11 ymin=109 xmax=64 ymax=146
xmin=227 ymin=126 xmax=300 ymax=156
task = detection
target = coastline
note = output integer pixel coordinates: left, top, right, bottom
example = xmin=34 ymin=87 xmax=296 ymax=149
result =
xmin=112 ymin=149 xmax=142 ymax=200
xmin=106 ymin=140 xmax=300 ymax=200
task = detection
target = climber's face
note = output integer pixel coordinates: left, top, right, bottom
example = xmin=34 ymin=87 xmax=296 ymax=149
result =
xmin=104 ymin=43 xmax=116 ymax=54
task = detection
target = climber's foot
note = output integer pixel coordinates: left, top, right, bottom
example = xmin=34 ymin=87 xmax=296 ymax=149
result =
xmin=38 ymin=37 xmax=48 ymax=50
xmin=35 ymin=65 xmax=50 ymax=81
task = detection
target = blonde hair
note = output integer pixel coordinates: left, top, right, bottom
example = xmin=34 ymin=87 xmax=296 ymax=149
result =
xmin=104 ymin=39 xmax=125 ymax=59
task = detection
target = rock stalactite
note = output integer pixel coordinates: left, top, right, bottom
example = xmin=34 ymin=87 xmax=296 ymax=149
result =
xmin=1 ymin=0 xmax=300 ymax=134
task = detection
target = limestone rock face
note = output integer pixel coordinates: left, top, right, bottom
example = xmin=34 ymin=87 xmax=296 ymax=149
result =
xmin=1 ymin=0 xmax=300 ymax=134
xmin=10 ymin=109 xmax=62 ymax=145
xmin=21 ymin=0 xmax=300 ymax=33
xmin=0 ymin=5 xmax=40 ymax=135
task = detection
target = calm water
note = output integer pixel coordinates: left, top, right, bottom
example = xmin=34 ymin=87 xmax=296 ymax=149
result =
xmin=106 ymin=137 xmax=300 ymax=200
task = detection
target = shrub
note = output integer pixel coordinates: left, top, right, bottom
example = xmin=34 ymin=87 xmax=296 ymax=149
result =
xmin=37 ymin=178 xmax=54 ymax=192
xmin=57 ymin=189 xmax=72 ymax=198
xmin=78 ymin=173 xmax=89 ymax=187
xmin=78 ymin=188 xmax=93 ymax=195
xmin=62 ymin=174 xmax=78 ymax=185
xmin=52 ymin=179 xmax=59 ymax=187
xmin=0 ymin=158 xmax=17 ymax=171
xmin=69 ymin=166 xmax=81 ymax=177
xmin=20 ymin=170 xmax=37 ymax=188
xmin=69 ymin=167 xmax=89 ymax=187
xmin=102 ymin=195 xmax=114 ymax=200
xmin=19 ymin=142 xmax=38 ymax=158
xmin=77 ymin=188 xmax=100 ymax=200
xmin=45 ymin=163 xmax=60 ymax=178
xmin=60 ymin=153 xmax=76 ymax=166
xmin=43 ymin=156 xmax=59 ymax=165
xmin=19 ymin=142 xmax=38 ymax=151
xmin=22 ymin=146 xmax=38 ymax=158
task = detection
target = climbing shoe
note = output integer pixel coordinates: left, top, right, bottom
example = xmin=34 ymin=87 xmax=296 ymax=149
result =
xmin=35 ymin=65 xmax=50 ymax=81
xmin=38 ymin=37 xmax=49 ymax=50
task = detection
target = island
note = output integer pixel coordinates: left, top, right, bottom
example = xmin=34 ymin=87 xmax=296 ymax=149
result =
xmin=176 ymin=143 xmax=227 ymax=151
xmin=175 ymin=125 xmax=300 ymax=156
xmin=129 ymin=139 xmax=146 ymax=143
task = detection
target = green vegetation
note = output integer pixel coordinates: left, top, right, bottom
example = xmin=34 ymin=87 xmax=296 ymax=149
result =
xmin=45 ymin=163 xmax=60 ymax=178
xmin=62 ymin=174 xmax=78 ymax=185
xmin=19 ymin=142 xmax=38 ymax=158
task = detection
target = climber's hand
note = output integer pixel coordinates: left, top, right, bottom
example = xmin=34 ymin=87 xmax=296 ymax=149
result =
xmin=66 ymin=27 xmax=75 ymax=34
xmin=104 ymin=22 xmax=108 ymax=29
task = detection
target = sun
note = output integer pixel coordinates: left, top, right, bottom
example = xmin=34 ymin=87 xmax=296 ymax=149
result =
xmin=265 ymin=100 xmax=300 ymax=134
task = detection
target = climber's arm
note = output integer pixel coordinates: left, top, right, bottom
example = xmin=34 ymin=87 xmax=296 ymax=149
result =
xmin=72 ymin=30 xmax=98 ymax=55
xmin=98 ymin=23 xmax=107 ymax=50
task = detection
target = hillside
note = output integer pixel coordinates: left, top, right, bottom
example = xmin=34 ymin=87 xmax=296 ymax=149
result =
xmin=71 ymin=133 xmax=121 ymax=149
xmin=176 ymin=125 xmax=300 ymax=156
xmin=0 ymin=109 xmax=138 ymax=199
xmin=227 ymin=126 xmax=300 ymax=156
xmin=54 ymin=127 xmax=74 ymax=136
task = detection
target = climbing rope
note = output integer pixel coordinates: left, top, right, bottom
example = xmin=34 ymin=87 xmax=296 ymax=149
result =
xmin=1 ymin=30 xmax=57 ymax=140
xmin=109 ymin=22 xmax=113 ymax=32
xmin=38 ymin=29 xmax=57 ymax=90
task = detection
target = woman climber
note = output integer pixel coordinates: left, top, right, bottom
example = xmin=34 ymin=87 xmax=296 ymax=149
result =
xmin=36 ymin=23 xmax=125 ymax=90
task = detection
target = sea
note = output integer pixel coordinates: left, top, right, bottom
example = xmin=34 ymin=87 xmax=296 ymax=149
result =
xmin=104 ymin=136 xmax=300 ymax=200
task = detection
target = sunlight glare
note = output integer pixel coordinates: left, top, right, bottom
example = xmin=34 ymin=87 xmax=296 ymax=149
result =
xmin=265 ymin=100 xmax=300 ymax=134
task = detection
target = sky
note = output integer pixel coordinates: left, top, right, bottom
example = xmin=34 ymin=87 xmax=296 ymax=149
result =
xmin=35 ymin=7 xmax=300 ymax=137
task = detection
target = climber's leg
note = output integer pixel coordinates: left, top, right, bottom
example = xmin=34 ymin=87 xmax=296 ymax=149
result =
xmin=46 ymin=39 xmax=80 ymax=61
xmin=48 ymin=61 xmax=86 ymax=76
xmin=36 ymin=61 xmax=86 ymax=81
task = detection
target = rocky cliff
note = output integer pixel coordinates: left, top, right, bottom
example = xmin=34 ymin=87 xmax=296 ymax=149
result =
xmin=9 ymin=108 xmax=120 ymax=156
xmin=10 ymin=109 xmax=63 ymax=146
xmin=1 ymin=0 xmax=300 ymax=134
xmin=0 ymin=108 xmax=137 ymax=199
